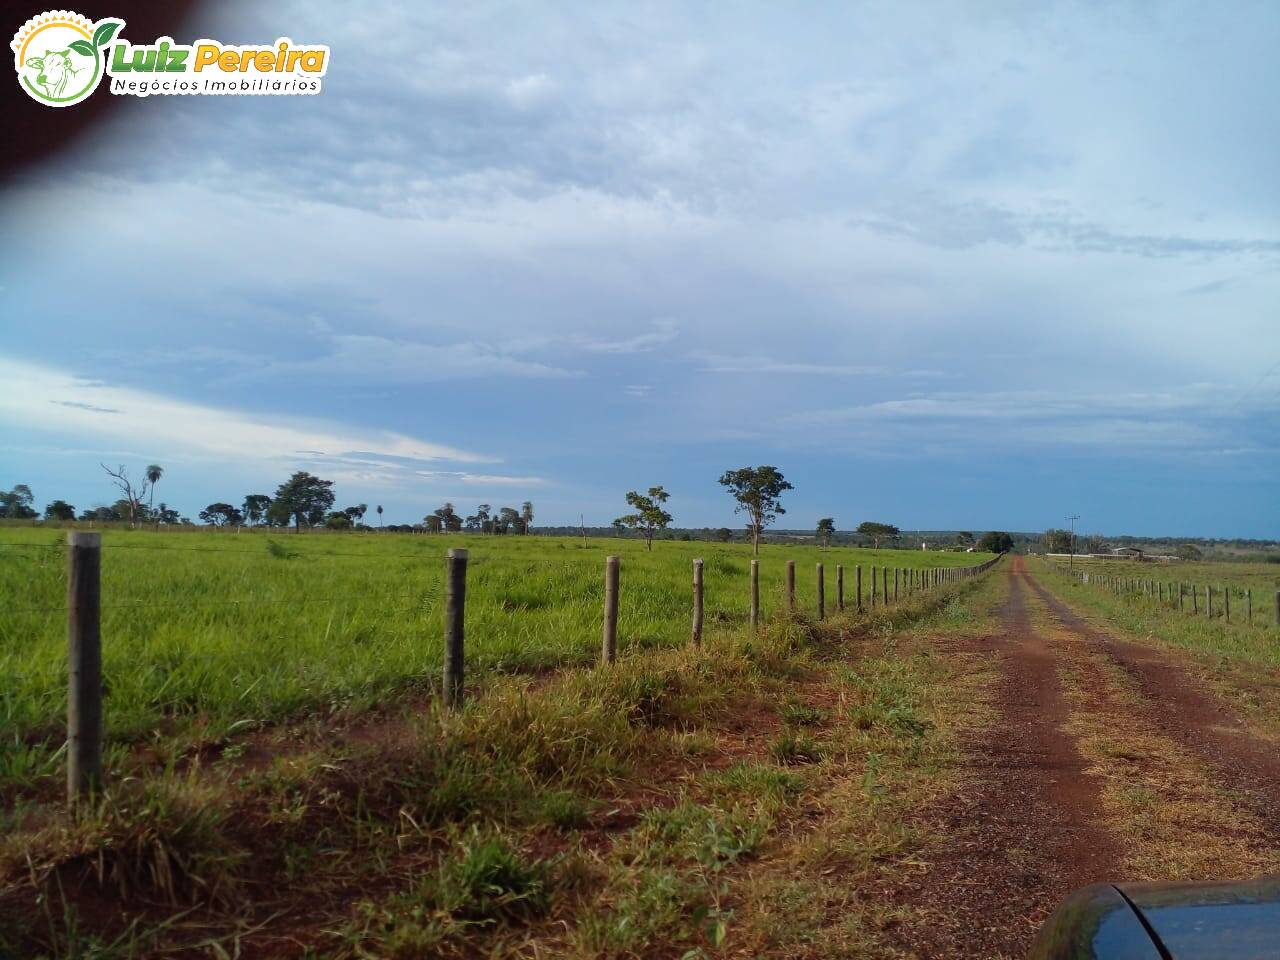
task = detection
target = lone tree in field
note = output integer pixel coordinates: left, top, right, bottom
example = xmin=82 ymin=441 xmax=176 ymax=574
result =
xmin=0 ymin=484 xmax=37 ymax=519
xmin=615 ymin=486 xmax=673 ymax=551
xmin=44 ymin=499 xmax=76 ymax=521
xmin=521 ymin=500 xmax=534 ymax=534
xmin=977 ymin=530 xmax=1014 ymax=553
xmin=101 ymin=464 xmax=149 ymax=526
xmin=856 ymin=521 xmax=900 ymax=549
xmin=376 ymin=504 xmax=383 ymax=527
xmin=719 ymin=466 xmax=793 ymax=556
xmin=816 ymin=517 xmax=835 ymax=548
xmin=199 ymin=503 xmax=244 ymax=527
xmin=145 ymin=464 xmax=163 ymax=519
xmin=272 ymin=471 xmax=335 ymax=531
xmin=242 ymin=494 xmax=272 ymax=526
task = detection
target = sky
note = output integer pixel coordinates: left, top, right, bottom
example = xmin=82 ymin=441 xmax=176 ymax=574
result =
xmin=2 ymin=0 xmax=1278 ymax=537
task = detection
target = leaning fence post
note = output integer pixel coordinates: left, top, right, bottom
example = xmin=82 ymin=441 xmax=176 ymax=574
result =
xmin=692 ymin=559 xmax=704 ymax=647
xmin=750 ymin=559 xmax=760 ymax=629
xmin=602 ymin=555 xmax=620 ymax=664
xmin=443 ymin=547 xmax=468 ymax=709
xmin=837 ymin=564 xmax=845 ymax=612
xmin=816 ymin=562 xmax=825 ymax=620
xmin=67 ymin=531 xmax=103 ymax=805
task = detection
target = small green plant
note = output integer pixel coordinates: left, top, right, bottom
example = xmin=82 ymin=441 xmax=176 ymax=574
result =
xmin=780 ymin=699 xmax=826 ymax=727
xmin=770 ymin=731 xmax=823 ymax=765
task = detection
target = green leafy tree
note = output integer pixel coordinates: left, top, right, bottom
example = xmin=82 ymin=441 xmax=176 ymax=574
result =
xmin=145 ymin=464 xmax=163 ymax=519
xmin=242 ymin=494 xmax=272 ymax=526
xmin=433 ymin=502 xmax=463 ymax=532
xmin=718 ymin=466 xmax=793 ymax=556
xmin=0 ymin=484 xmax=37 ymax=519
xmin=424 ymin=513 xmax=443 ymax=533
xmin=856 ymin=521 xmax=900 ymax=549
xmin=956 ymin=531 xmax=975 ymax=547
xmin=272 ymin=471 xmax=336 ymax=531
xmin=43 ymin=499 xmax=76 ymax=521
xmin=1043 ymin=528 xmax=1073 ymax=553
xmin=715 ymin=527 xmax=733 ymax=543
xmin=199 ymin=503 xmax=244 ymax=526
xmin=155 ymin=502 xmax=180 ymax=524
xmin=1176 ymin=543 xmax=1203 ymax=561
xmin=466 ymin=504 xmax=492 ymax=533
xmin=977 ymin=531 xmax=1014 ymax=553
xmin=497 ymin=506 xmax=521 ymax=534
xmin=343 ymin=503 xmax=368 ymax=527
xmin=815 ymin=517 xmax=836 ymax=547
xmin=325 ymin=511 xmax=353 ymax=530
xmin=614 ymin=486 xmax=673 ymax=551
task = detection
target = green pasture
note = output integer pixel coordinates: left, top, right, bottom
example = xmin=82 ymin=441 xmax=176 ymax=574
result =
xmin=0 ymin=528 xmax=990 ymax=788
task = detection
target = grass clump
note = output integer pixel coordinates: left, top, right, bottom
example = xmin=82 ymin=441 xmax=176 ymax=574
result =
xmin=770 ymin=731 xmax=824 ymax=765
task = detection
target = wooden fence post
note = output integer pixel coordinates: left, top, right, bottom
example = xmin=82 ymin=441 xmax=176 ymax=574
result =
xmin=1192 ymin=585 xmax=1198 ymax=614
xmin=443 ymin=547 xmax=468 ymax=709
xmin=1178 ymin=583 xmax=1184 ymax=611
xmin=871 ymin=566 xmax=878 ymax=607
xmin=816 ymin=562 xmax=825 ymax=620
xmin=67 ymin=531 xmax=102 ymax=805
xmin=1275 ymin=591 xmax=1280 ymax=629
xmin=837 ymin=564 xmax=845 ymax=612
xmin=894 ymin=567 xmax=900 ymax=602
xmin=1205 ymin=585 xmax=1212 ymax=619
xmin=750 ymin=559 xmax=760 ymax=629
xmin=692 ymin=559 xmax=704 ymax=647
xmin=856 ymin=564 xmax=863 ymax=611
xmin=1246 ymin=589 xmax=1252 ymax=624
xmin=602 ymin=555 xmax=619 ymax=664
xmin=786 ymin=560 xmax=796 ymax=611
xmin=1225 ymin=586 xmax=1231 ymax=623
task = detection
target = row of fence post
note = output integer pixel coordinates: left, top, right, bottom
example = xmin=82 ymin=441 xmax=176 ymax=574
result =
xmin=60 ymin=534 xmax=996 ymax=805
xmin=1060 ymin=564 xmax=1279 ymax=628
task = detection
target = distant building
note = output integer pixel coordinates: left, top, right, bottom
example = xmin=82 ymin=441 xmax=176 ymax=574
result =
xmin=1110 ymin=547 xmax=1144 ymax=559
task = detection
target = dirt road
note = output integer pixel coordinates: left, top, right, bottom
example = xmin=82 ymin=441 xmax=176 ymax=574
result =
xmin=890 ymin=555 xmax=1280 ymax=959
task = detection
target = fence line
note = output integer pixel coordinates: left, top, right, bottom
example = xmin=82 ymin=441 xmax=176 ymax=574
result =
xmin=42 ymin=538 xmax=1001 ymax=807
xmin=1046 ymin=559 xmax=1279 ymax=629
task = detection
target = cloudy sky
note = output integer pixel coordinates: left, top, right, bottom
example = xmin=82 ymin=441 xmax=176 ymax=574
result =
xmin=2 ymin=0 xmax=1278 ymax=536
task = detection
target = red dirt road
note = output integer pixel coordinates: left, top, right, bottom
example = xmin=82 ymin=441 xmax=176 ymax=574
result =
xmin=886 ymin=557 xmax=1118 ymax=959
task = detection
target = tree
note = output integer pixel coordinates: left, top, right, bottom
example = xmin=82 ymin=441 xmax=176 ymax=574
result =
xmin=856 ymin=521 xmax=900 ymax=549
xmin=466 ymin=504 xmax=492 ymax=533
xmin=1043 ymin=528 xmax=1073 ymax=553
xmin=1080 ymin=533 xmax=1107 ymax=554
xmin=44 ymin=499 xmax=76 ymax=521
xmin=145 ymin=464 xmax=163 ymax=520
xmin=614 ymin=486 xmax=673 ymax=551
xmin=376 ymin=504 xmax=384 ymax=527
xmin=977 ymin=531 xmax=1014 ymax=553
xmin=718 ymin=466 xmax=793 ymax=556
xmin=324 ymin=511 xmax=353 ymax=530
xmin=715 ymin=527 xmax=733 ymax=543
xmin=521 ymin=501 xmax=534 ymax=535
xmin=242 ymin=494 xmax=272 ymax=526
xmin=497 ymin=506 xmax=521 ymax=534
xmin=155 ymin=502 xmax=181 ymax=524
xmin=199 ymin=502 xmax=244 ymax=526
xmin=343 ymin=503 xmax=368 ymax=527
xmin=956 ymin=531 xmax=975 ymax=547
xmin=100 ymin=464 xmax=149 ymax=527
xmin=424 ymin=513 xmax=443 ymax=533
xmin=815 ymin=517 xmax=835 ymax=547
xmin=272 ymin=471 xmax=336 ymax=531
xmin=0 ymin=484 xmax=37 ymax=519
xmin=434 ymin=503 xmax=462 ymax=532
xmin=1176 ymin=543 xmax=1203 ymax=561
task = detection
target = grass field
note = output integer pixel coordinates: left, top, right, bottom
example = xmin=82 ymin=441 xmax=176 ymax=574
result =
xmin=0 ymin=529 xmax=990 ymax=796
xmin=0 ymin=528 xmax=999 ymax=958
xmin=1041 ymin=555 xmax=1280 ymax=627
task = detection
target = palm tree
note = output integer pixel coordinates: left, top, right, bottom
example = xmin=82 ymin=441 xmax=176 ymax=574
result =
xmin=145 ymin=464 xmax=163 ymax=521
xmin=521 ymin=500 xmax=534 ymax=535
xmin=376 ymin=504 xmax=383 ymax=527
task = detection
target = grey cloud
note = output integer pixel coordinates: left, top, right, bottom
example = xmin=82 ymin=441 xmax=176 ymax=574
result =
xmin=51 ymin=400 xmax=121 ymax=414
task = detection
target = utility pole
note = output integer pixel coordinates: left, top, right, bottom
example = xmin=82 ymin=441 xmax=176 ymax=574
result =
xmin=1066 ymin=514 xmax=1080 ymax=569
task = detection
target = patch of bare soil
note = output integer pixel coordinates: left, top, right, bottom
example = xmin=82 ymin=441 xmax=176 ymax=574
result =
xmin=883 ymin=557 xmax=1118 ymax=959
xmin=1021 ymin=569 xmax=1280 ymax=833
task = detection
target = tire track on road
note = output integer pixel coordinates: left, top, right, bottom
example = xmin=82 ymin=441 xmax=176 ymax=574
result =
xmin=1020 ymin=564 xmax=1280 ymax=835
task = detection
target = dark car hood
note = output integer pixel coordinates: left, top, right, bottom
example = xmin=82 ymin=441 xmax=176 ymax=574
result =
xmin=1122 ymin=877 xmax=1280 ymax=959
xmin=1029 ymin=878 xmax=1280 ymax=959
